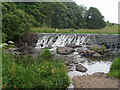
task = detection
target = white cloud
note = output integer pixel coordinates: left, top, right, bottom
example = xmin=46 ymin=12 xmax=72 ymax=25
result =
xmin=73 ymin=0 xmax=119 ymax=23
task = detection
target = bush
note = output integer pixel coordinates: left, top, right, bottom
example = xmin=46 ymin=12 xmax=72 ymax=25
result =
xmin=2 ymin=44 xmax=16 ymax=49
xmin=39 ymin=48 xmax=52 ymax=60
xmin=108 ymin=57 xmax=120 ymax=79
xmin=2 ymin=53 xmax=70 ymax=89
xmin=2 ymin=33 xmax=7 ymax=43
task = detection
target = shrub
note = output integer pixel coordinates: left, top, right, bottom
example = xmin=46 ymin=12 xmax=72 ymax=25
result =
xmin=39 ymin=48 xmax=52 ymax=60
xmin=2 ymin=53 xmax=70 ymax=89
xmin=108 ymin=57 xmax=120 ymax=79
xmin=2 ymin=44 xmax=16 ymax=49
xmin=2 ymin=33 xmax=7 ymax=43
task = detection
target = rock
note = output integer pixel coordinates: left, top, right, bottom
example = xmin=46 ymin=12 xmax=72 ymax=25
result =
xmin=86 ymin=50 xmax=95 ymax=55
xmin=56 ymin=47 xmax=75 ymax=55
xmin=93 ymin=53 xmax=102 ymax=57
xmin=79 ymin=49 xmax=95 ymax=56
xmin=66 ymin=44 xmax=82 ymax=48
xmin=97 ymin=50 xmax=104 ymax=55
xmin=93 ymin=72 xmax=108 ymax=77
xmin=8 ymin=41 xmax=14 ymax=44
xmin=76 ymin=64 xmax=87 ymax=72
xmin=104 ymin=52 xmax=113 ymax=56
xmin=68 ymin=64 xmax=75 ymax=71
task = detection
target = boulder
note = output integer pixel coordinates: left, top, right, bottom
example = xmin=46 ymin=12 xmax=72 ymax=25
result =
xmin=76 ymin=64 xmax=87 ymax=72
xmin=8 ymin=41 xmax=14 ymax=44
xmin=93 ymin=72 xmax=107 ymax=77
xmin=93 ymin=53 xmax=102 ymax=57
xmin=79 ymin=50 xmax=95 ymax=56
xmin=56 ymin=47 xmax=75 ymax=55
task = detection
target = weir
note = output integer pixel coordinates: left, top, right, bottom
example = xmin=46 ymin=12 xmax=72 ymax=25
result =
xmin=35 ymin=33 xmax=120 ymax=50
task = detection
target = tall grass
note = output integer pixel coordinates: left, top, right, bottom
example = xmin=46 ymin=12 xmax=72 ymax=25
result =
xmin=31 ymin=25 xmax=119 ymax=34
xmin=108 ymin=57 xmax=120 ymax=79
xmin=2 ymin=50 xmax=70 ymax=89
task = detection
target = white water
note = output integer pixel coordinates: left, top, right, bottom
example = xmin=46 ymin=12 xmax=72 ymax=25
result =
xmin=35 ymin=34 xmax=93 ymax=48
xmin=34 ymin=34 xmax=118 ymax=89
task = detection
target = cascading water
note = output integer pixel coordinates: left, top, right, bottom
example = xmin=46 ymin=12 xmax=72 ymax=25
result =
xmin=35 ymin=34 xmax=119 ymax=50
xmin=34 ymin=33 xmax=119 ymax=89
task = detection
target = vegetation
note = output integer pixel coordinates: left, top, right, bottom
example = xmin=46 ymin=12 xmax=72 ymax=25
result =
xmin=31 ymin=25 xmax=118 ymax=34
xmin=89 ymin=45 xmax=106 ymax=51
xmin=86 ymin=7 xmax=106 ymax=29
xmin=2 ymin=2 xmax=39 ymax=41
xmin=108 ymin=57 xmax=120 ymax=79
xmin=39 ymin=48 xmax=52 ymax=60
xmin=2 ymin=50 xmax=70 ymax=89
xmin=2 ymin=33 xmax=7 ymax=43
xmin=2 ymin=44 xmax=16 ymax=49
xmin=2 ymin=2 xmax=107 ymax=42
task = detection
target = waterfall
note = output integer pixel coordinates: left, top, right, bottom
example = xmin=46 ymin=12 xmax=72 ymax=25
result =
xmin=35 ymin=34 xmax=90 ymax=48
xmin=35 ymin=34 xmax=119 ymax=51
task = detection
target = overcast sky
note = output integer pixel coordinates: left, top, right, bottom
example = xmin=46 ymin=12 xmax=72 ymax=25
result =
xmin=73 ymin=0 xmax=119 ymax=24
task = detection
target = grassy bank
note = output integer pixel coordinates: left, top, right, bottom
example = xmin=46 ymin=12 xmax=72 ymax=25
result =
xmin=31 ymin=25 xmax=119 ymax=34
xmin=108 ymin=57 xmax=120 ymax=79
xmin=2 ymin=49 xmax=70 ymax=89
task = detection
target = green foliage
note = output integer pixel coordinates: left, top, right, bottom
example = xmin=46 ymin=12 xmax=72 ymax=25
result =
xmin=11 ymin=2 xmax=105 ymax=29
xmin=2 ymin=33 xmax=7 ymax=43
xmin=2 ymin=9 xmax=30 ymax=40
xmin=2 ymin=2 xmax=107 ymax=42
xmin=31 ymin=24 xmax=118 ymax=34
xmin=108 ymin=57 xmax=120 ymax=79
xmin=2 ymin=2 xmax=39 ymax=41
xmin=40 ymin=48 xmax=52 ymax=60
xmin=86 ymin=7 xmax=106 ymax=29
xmin=2 ymin=53 xmax=70 ymax=88
xmin=89 ymin=45 xmax=106 ymax=51
xmin=2 ymin=44 xmax=16 ymax=49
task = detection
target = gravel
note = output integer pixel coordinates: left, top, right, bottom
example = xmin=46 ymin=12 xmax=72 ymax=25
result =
xmin=73 ymin=74 xmax=119 ymax=88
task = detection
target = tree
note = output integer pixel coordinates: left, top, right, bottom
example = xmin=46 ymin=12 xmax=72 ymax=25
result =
xmin=86 ymin=7 xmax=106 ymax=29
xmin=2 ymin=2 xmax=40 ymax=41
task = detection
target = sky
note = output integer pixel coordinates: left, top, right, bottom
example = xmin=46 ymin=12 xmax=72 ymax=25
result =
xmin=73 ymin=0 xmax=119 ymax=24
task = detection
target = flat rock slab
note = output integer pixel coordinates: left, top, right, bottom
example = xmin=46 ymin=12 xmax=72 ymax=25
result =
xmin=56 ymin=47 xmax=75 ymax=55
xmin=73 ymin=74 xmax=119 ymax=88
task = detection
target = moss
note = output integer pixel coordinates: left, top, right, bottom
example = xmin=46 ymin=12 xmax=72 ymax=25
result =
xmin=90 ymin=45 xmax=106 ymax=51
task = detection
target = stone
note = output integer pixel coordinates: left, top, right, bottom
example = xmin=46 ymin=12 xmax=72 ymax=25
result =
xmin=8 ymin=41 xmax=14 ymax=44
xmin=76 ymin=64 xmax=87 ymax=72
xmin=93 ymin=53 xmax=102 ymax=57
xmin=93 ymin=72 xmax=108 ymax=77
xmin=56 ymin=47 xmax=75 ymax=55
xmin=79 ymin=49 xmax=95 ymax=56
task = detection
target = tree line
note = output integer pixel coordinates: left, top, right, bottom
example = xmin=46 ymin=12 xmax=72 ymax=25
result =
xmin=2 ymin=2 xmax=106 ymax=41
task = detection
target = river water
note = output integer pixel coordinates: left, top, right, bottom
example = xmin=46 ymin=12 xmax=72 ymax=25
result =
xmin=33 ymin=33 xmax=119 ymax=89
xmin=65 ymin=51 xmax=116 ymax=89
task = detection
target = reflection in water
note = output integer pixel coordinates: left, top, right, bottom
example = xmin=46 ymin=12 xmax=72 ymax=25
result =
xmin=68 ymin=55 xmax=115 ymax=79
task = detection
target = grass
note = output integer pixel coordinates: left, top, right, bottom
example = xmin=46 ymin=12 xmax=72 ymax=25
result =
xmin=2 ymin=49 xmax=70 ymax=89
xmin=89 ymin=45 xmax=106 ymax=51
xmin=31 ymin=25 xmax=119 ymax=34
xmin=108 ymin=57 xmax=120 ymax=79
